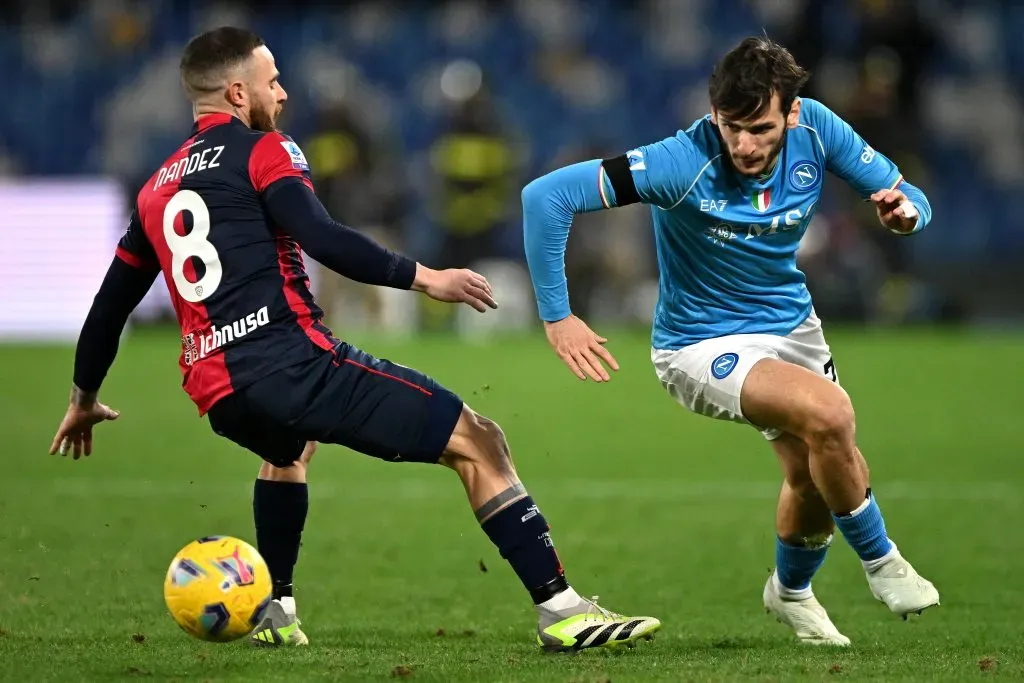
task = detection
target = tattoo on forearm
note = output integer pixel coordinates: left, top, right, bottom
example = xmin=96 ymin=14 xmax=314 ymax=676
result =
xmin=475 ymin=483 xmax=527 ymax=523
xmin=70 ymin=385 xmax=97 ymax=407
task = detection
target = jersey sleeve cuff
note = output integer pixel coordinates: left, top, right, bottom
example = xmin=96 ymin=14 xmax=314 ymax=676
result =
xmin=537 ymin=294 xmax=572 ymax=322
xmin=391 ymin=254 xmax=417 ymax=289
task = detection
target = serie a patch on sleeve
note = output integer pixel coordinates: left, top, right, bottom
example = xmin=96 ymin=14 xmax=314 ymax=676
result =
xmin=280 ymin=141 xmax=310 ymax=171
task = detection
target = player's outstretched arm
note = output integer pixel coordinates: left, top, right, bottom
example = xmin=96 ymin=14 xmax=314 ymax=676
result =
xmin=522 ymin=138 xmax=699 ymax=381
xmin=263 ymin=180 xmax=496 ymax=312
xmin=49 ymin=256 xmax=158 ymax=458
xmin=521 ymin=160 xmax=621 ymax=382
xmin=409 ymin=263 xmax=497 ymax=313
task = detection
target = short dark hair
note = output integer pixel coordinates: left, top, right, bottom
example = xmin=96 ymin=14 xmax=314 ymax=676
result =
xmin=708 ymin=37 xmax=809 ymax=121
xmin=179 ymin=27 xmax=265 ymax=100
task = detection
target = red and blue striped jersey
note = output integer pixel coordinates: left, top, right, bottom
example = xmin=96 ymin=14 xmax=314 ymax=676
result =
xmin=116 ymin=113 xmax=340 ymax=414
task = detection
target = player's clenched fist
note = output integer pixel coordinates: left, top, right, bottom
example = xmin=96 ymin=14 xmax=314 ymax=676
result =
xmin=871 ymin=188 xmax=919 ymax=235
xmin=544 ymin=315 xmax=619 ymax=382
xmin=412 ymin=264 xmax=498 ymax=313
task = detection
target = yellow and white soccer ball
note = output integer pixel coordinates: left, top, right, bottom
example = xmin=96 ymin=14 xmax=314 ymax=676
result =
xmin=163 ymin=535 xmax=273 ymax=642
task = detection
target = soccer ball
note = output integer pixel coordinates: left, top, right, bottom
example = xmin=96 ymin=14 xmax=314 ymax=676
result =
xmin=163 ymin=535 xmax=272 ymax=642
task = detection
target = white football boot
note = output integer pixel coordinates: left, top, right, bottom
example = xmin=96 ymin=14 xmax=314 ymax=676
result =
xmin=864 ymin=544 xmax=940 ymax=619
xmin=763 ymin=571 xmax=851 ymax=646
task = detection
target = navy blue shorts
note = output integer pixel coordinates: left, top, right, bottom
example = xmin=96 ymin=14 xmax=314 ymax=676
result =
xmin=206 ymin=343 xmax=464 ymax=467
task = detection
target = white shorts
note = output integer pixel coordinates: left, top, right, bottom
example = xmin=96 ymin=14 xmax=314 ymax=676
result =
xmin=650 ymin=310 xmax=839 ymax=441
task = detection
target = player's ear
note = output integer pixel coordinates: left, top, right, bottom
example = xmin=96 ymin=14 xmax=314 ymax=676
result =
xmin=710 ymin=107 xmax=719 ymax=126
xmin=786 ymin=98 xmax=801 ymax=129
xmin=225 ymin=79 xmax=247 ymax=109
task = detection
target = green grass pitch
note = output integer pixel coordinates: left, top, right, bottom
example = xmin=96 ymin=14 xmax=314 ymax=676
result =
xmin=2 ymin=325 xmax=1022 ymax=681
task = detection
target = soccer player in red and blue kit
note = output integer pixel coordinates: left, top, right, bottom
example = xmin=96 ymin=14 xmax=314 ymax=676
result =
xmin=47 ymin=27 xmax=660 ymax=651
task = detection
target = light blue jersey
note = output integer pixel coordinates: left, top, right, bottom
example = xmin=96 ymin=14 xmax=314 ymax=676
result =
xmin=521 ymin=98 xmax=932 ymax=349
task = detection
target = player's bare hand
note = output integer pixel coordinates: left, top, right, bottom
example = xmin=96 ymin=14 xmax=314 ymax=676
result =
xmin=871 ymin=188 xmax=918 ymax=234
xmin=544 ymin=315 xmax=619 ymax=382
xmin=413 ymin=265 xmax=498 ymax=313
xmin=48 ymin=390 xmax=120 ymax=460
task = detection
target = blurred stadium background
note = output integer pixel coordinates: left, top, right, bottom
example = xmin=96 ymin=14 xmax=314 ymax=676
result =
xmin=2 ymin=0 xmax=1023 ymax=341
xmin=3 ymin=3 xmax=1024 ymax=679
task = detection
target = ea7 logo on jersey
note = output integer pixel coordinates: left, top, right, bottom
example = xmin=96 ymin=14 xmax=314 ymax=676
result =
xmin=700 ymin=199 xmax=729 ymax=212
xmin=626 ymin=149 xmax=646 ymax=171
xmin=860 ymin=145 xmax=876 ymax=164
xmin=281 ymin=141 xmax=309 ymax=171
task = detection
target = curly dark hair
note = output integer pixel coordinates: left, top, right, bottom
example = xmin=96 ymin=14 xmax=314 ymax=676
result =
xmin=708 ymin=37 xmax=810 ymax=120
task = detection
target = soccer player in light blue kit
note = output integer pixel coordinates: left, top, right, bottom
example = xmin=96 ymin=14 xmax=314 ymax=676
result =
xmin=521 ymin=37 xmax=940 ymax=646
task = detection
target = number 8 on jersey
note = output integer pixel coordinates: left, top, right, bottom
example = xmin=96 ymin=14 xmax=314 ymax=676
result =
xmin=164 ymin=189 xmax=222 ymax=303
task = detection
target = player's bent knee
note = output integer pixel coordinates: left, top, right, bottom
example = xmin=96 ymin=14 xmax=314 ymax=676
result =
xmin=258 ymin=460 xmax=306 ymax=482
xmin=257 ymin=442 xmax=313 ymax=482
xmin=441 ymin=405 xmax=513 ymax=475
xmin=299 ymin=440 xmax=316 ymax=465
xmin=801 ymin=391 xmax=856 ymax=450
